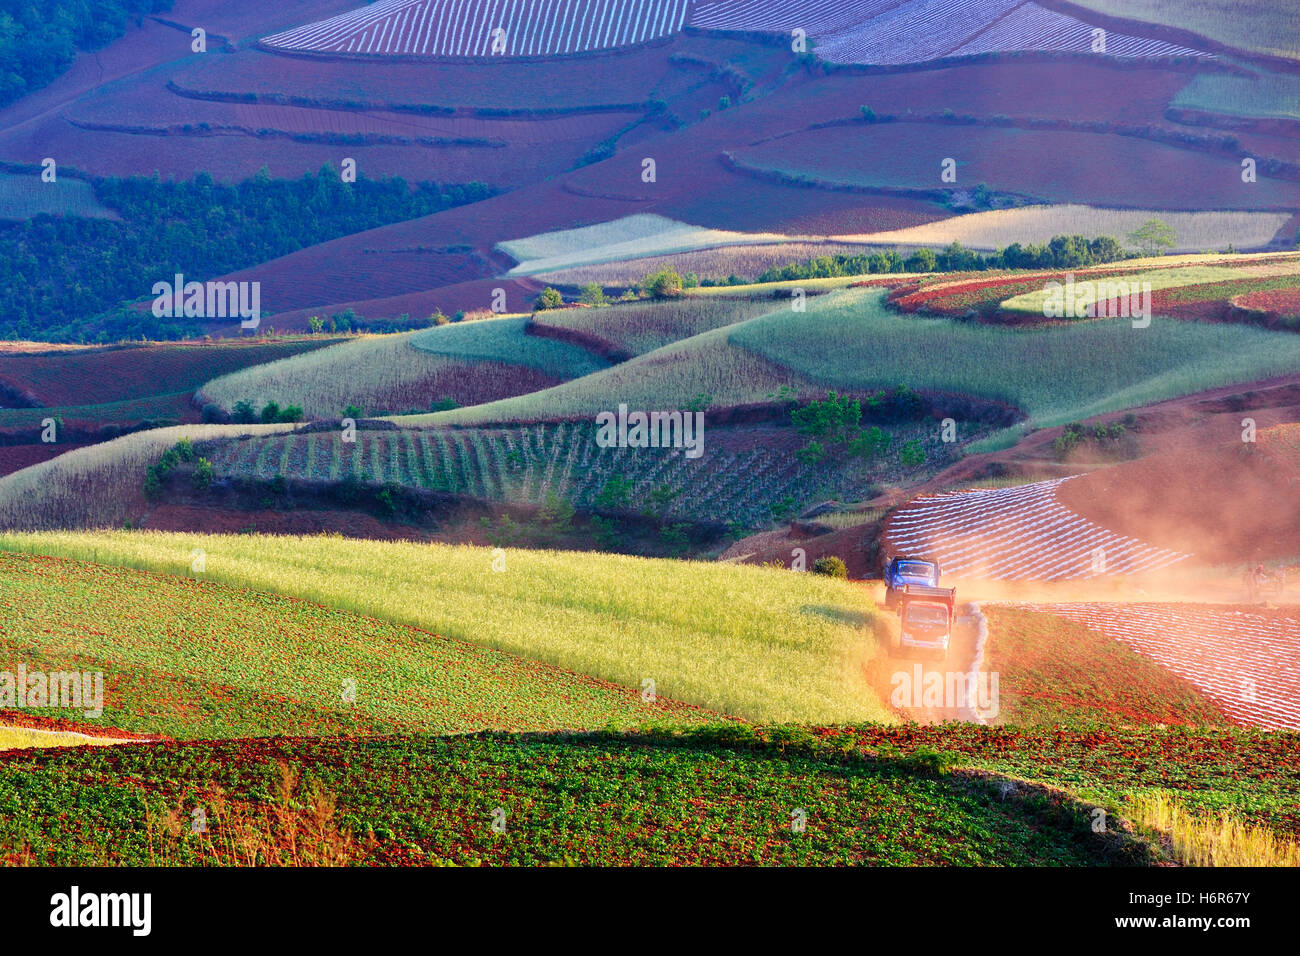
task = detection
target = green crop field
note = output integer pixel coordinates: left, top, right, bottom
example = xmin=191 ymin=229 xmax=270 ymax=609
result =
xmin=0 ymin=424 xmax=296 ymax=531
xmin=0 ymin=551 xmax=716 ymax=739
xmin=197 ymin=328 xmax=588 ymax=420
xmin=0 ymin=172 xmax=117 ymax=221
xmin=1068 ymin=0 xmax=1300 ymax=61
xmin=529 ymin=296 xmax=779 ymax=357
xmin=731 ymin=287 xmax=1300 ymax=431
xmin=999 ymin=263 xmax=1300 ymax=315
xmin=0 ymin=531 xmax=891 ymax=725
xmin=408 ymin=317 xmax=607 ymax=376
xmin=0 ymin=730 xmax=1146 ymax=866
xmin=1174 ymin=71 xmax=1300 ymax=121
xmin=399 ymin=323 xmax=817 ymax=426
xmin=206 ymin=418 xmax=957 ymax=528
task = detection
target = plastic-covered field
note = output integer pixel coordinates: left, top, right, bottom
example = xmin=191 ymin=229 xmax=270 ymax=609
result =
xmin=1012 ymin=603 xmax=1300 ymax=730
xmin=883 ymin=478 xmax=1191 ymax=581
xmin=689 ymin=0 xmax=1209 ymax=65
xmin=263 ymin=0 xmax=690 ymax=57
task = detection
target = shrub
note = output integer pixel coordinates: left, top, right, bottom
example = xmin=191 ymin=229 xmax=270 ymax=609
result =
xmin=905 ymin=248 xmax=937 ymax=273
xmin=594 ymin=476 xmax=633 ymax=512
xmin=534 ymin=287 xmax=564 ymax=311
xmin=899 ymin=440 xmax=927 ymax=467
xmin=201 ymin=403 xmax=230 ymax=424
xmin=578 ymin=282 xmax=609 ymax=307
xmin=278 ymin=405 xmax=304 ymax=423
xmin=375 ymin=485 xmax=399 ymax=517
xmin=342 ymin=405 xmax=363 ymax=420
xmin=639 ymin=268 xmax=683 ymax=300
xmin=260 ymin=401 xmax=281 ymax=424
xmin=812 ymin=556 xmax=848 ymax=578
xmin=231 ymin=400 xmax=258 ymax=424
xmin=192 ymin=457 xmax=214 ymax=493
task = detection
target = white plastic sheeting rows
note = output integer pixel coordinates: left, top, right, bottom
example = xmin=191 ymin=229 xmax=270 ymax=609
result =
xmin=883 ymin=477 xmax=1191 ymax=581
xmin=263 ymin=0 xmax=690 ymax=57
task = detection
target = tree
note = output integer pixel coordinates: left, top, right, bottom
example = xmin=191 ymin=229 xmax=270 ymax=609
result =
xmin=578 ymin=282 xmax=609 ymax=306
xmin=533 ymin=287 xmax=564 ymax=311
xmin=812 ymin=556 xmax=848 ymax=578
xmin=640 ymin=268 xmax=683 ymax=299
xmin=1128 ymin=218 xmax=1176 ymax=258
xmin=792 ymin=391 xmax=861 ymax=446
xmin=594 ymin=476 xmax=634 ymax=511
xmin=859 ymin=105 xmax=877 ymax=123
xmin=905 ymin=247 xmax=937 ymax=273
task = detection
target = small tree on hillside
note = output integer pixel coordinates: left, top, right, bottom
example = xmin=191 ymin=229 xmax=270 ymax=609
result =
xmin=1127 ymin=218 xmax=1176 ymax=258
xmin=640 ymin=268 xmax=683 ymax=299
xmin=533 ymin=287 xmax=564 ymax=311
xmin=579 ymin=282 xmax=609 ymax=306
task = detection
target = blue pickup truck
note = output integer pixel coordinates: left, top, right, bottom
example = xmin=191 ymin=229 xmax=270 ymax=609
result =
xmin=883 ymin=556 xmax=941 ymax=609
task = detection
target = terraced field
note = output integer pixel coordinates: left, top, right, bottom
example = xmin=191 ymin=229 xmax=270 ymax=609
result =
xmin=207 ymin=419 xmax=950 ymax=526
xmin=263 ymin=0 xmax=692 ymax=57
xmin=689 ymin=0 xmax=1209 ymax=64
xmin=198 ymin=323 xmax=606 ymax=419
xmin=528 ymin=296 xmax=780 ymax=357
xmin=733 ymin=286 xmax=1300 ymax=431
xmin=0 ymin=550 xmax=714 ymax=738
xmin=731 ymin=124 xmax=1300 ymax=210
xmin=882 ymin=478 xmax=1191 ymax=580
xmin=1011 ymin=604 xmax=1300 ymax=730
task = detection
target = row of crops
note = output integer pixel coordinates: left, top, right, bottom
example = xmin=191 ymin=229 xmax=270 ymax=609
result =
xmin=264 ymin=0 xmax=691 ymax=58
xmin=206 ymin=422 xmax=952 ymax=526
xmin=689 ymin=0 xmax=1207 ymax=64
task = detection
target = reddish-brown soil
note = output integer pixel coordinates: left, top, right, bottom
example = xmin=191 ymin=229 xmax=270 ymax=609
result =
xmin=0 ymin=338 xmax=336 ymax=408
xmin=1236 ymin=287 xmax=1300 ymax=316
xmin=1056 ymin=422 xmax=1300 ymax=563
xmin=0 ymin=443 xmax=85 ymax=477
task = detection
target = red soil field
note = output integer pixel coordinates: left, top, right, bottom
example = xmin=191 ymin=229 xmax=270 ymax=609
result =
xmin=0 ymin=338 xmax=336 ymax=408
xmin=0 ymin=443 xmax=85 ymax=478
xmin=1235 ymin=287 xmax=1300 ymax=316
xmin=732 ymin=121 xmax=1300 ymax=210
xmin=1056 ymin=423 xmax=1300 ymax=563
xmin=250 ymin=278 xmax=547 ymax=333
xmin=53 ymin=72 xmax=643 ymax=186
xmin=170 ymin=42 xmax=707 ymax=112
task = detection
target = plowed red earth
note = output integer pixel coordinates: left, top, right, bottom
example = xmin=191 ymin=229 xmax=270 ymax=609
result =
xmin=1236 ymin=288 xmax=1300 ymax=316
xmin=0 ymin=444 xmax=84 ymax=477
xmin=1009 ymin=603 xmax=1300 ymax=730
xmin=1056 ymin=424 xmax=1300 ymax=563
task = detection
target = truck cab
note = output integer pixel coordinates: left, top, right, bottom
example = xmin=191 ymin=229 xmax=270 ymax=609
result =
xmin=884 ymin=556 xmax=941 ymax=609
xmin=897 ymin=585 xmax=957 ymax=658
